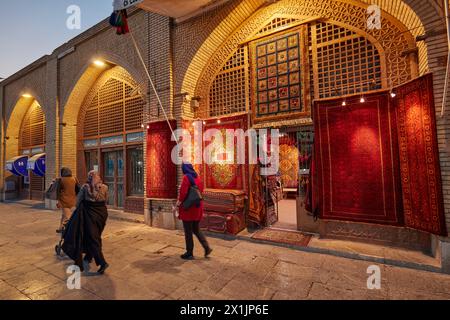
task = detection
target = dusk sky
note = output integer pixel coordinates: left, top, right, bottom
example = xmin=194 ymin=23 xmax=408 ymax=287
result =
xmin=0 ymin=0 xmax=113 ymax=79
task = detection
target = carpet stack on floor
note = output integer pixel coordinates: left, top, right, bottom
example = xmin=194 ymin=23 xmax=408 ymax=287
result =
xmin=200 ymin=189 xmax=247 ymax=235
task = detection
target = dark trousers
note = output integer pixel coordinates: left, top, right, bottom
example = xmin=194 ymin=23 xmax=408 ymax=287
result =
xmin=84 ymin=240 xmax=106 ymax=266
xmin=183 ymin=221 xmax=210 ymax=255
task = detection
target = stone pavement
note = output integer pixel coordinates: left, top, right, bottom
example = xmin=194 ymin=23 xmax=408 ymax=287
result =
xmin=0 ymin=202 xmax=450 ymax=300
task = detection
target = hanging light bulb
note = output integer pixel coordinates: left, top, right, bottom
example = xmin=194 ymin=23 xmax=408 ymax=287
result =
xmin=141 ymin=124 xmax=145 ymax=129
xmin=342 ymin=100 xmax=347 ymax=106
xmin=360 ymin=96 xmax=365 ymax=103
xmin=217 ymin=119 xmax=221 ymax=124
xmin=390 ymin=91 xmax=396 ymax=98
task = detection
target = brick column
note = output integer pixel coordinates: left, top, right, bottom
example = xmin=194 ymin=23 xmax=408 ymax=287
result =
xmin=44 ymin=58 xmax=59 ymax=209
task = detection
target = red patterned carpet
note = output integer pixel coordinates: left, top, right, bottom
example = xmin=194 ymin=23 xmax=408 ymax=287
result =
xmin=314 ymin=92 xmax=402 ymax=225
xmin=203 ymin=114 xmax=248 ymax=191
xmin=146 ymin=120 xmax=177 ymax=199
xmin=252 ymin=229 xmax=312 ymax=247
xmin=395 ymin=74 xmax=447 ymax=236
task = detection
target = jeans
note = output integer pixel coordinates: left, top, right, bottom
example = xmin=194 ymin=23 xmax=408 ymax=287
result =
xmin=183 ymin=221 xmax=210 ymax=255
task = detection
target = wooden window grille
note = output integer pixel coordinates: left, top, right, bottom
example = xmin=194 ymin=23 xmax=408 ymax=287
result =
xmin=208 ymin=22 xmax=384 ymax=117
xmin=83 ymin=77 xmax=144 ymax=139
xmin=209 ymin=47 xmax=249 ymax=117
xmin=312 ymin=22 xmax=382 ymax=99
xmin=20 ymin=103 xmax=46 ymax=150
xmin=257 ymin=18 xmax=301 ymax=36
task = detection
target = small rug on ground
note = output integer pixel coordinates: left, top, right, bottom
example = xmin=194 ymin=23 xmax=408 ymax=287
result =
xmin=251 ymin=228 xmax=312 ymax=247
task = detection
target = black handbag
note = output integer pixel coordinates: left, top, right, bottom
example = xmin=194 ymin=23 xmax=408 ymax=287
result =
xmin=182 ymin=183 xmax=203 ymax=210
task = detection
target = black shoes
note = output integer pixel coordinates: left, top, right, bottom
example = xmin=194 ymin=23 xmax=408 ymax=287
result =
xmin=205 ymin=247 xmax=213 ymax=258
xmin=180 ymin=253 xmax=194 ymax=260
xmin=97 ymin=263 xmax=109 ymax=275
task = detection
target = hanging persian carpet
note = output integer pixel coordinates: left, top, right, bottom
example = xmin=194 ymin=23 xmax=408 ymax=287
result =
xmin=203 ymin=115 xmax=248 ymax=191
xmin=313 ymin=92 xmax=403 ymax=225
xmin=147 ymin=120 xmax=178 ymax=199
xmin=395 ymin=74 xmax=447 ymax=236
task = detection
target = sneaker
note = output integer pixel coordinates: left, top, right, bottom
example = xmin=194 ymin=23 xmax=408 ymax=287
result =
xmin=97 ymin=263 xmax=109 ymax=275
xmin=180 ymin=253 xmax=194 ymax=260
xmin=205 ymin=248 xmax=213 ymax=258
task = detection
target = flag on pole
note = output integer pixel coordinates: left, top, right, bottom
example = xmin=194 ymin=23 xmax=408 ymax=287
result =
xmin=109 ymin=0 xmax=144 ymax=35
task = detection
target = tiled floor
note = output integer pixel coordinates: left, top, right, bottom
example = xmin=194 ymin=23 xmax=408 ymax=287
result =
xmin=0 ymin=201 xmax=449 ymax=300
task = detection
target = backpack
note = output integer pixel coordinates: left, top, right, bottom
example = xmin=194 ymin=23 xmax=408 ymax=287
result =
xmin=45 ymin=178 xmax=61 ymax=200
xmin=182 ymin=178 xmax=203 ymax=210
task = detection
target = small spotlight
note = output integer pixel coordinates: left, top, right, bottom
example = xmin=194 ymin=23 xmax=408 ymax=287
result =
xmin=202 ymin=121 xmax=206 ymax=125
xmin=22 ymin=94 xmax=32 ymax=98
xmin=390 ymin=91 xmax=396 ymax=98
xmin=217 ymin=119 xmax=221 ymax=124
xmin=141 ymin=124 xmax=145 ymax=129
xmin=146 ymin=125 xmax=150 ymax=130
xmin=93 ymin=60 xmax=106 ymax=67
xmin=342 ymin=101 xmax=347 ymax=106
xmin=360 ymin=97 xmax=365 ymax=103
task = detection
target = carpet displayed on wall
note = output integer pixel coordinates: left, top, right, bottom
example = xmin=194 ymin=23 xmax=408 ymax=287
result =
xmin=248 ymin=164 xmax=265 ymax=226
xmin=147 ymin=120 xmax=177 ymax=199
xmin=395 ymin=74 xmax=447 ymax=236
xmin=279 ymin=135 xmax=299 ymax=188
xmin=249 ymin=25 xmax=309 ymax=123
xmin=314 ymin=92 xmax=403 ymax=225
xmin=203 ymin=114 xmax=248 ymax=191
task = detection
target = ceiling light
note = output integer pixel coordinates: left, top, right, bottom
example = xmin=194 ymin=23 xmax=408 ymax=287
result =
xmin=390 ymin=92 xmax=396 ymax=98
xmin=22 ymin=94 xmax=32 ymax=98
xmin=342 ymin=101 xmax=346 ymax=106
xmin=93 ymin=60 xmax=106 ymax=67
xmin=360 ymin=97 xmax=365 ymax=103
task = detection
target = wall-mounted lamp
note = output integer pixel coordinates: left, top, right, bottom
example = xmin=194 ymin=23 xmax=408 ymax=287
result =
xmin=22 ymin=93 xmax=33 ymax=98
xmin=190 ymin=96 xmax=201 ymax=109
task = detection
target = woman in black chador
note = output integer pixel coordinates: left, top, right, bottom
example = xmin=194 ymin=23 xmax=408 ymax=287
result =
xmin=62 ymin=171 xmax=109 ymax=274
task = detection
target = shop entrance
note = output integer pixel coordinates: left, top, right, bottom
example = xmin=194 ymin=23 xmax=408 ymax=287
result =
xmin=103 ymin=150 xmax=124 ymax=209
xmin=263 ymin=126 xmax=314 ymax=231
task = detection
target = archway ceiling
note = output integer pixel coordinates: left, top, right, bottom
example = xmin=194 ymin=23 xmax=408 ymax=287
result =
xmin=139 ymin=0 xmax=425 ymax=38
xmin=138 ymin=0 xmax=231 ymax=19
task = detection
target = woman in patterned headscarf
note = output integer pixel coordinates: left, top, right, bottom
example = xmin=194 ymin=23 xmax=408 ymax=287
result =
xmin=63 ymin=171 xmax=110 ymax=274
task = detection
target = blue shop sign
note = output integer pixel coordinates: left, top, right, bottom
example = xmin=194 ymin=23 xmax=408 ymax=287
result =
xmin=27 ymin=153 xmax=46 ymax=177
xmin=6 ymin=156 xmax=29 ymax=177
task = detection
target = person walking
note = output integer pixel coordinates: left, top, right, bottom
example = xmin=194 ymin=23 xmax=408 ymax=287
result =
xmin=56 ymin=167 xmax=79 ymax=233
xmin=177 ymin=163 xmax=212 ymax=260
xmin=62 ymin=171 xmax=110 ymax=274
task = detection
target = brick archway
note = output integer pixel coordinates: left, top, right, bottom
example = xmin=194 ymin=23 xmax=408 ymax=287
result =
xmin=5 ymin=96 xmax=45 ymax=163
xmin=61 ymin=53 xmax=148 ymax=178
xmin=180 ymin=0 xmax=434 ymax=101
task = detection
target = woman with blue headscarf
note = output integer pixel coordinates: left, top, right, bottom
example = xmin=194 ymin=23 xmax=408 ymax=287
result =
xmin=176 ymin=163 xmax=212 ymax=260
